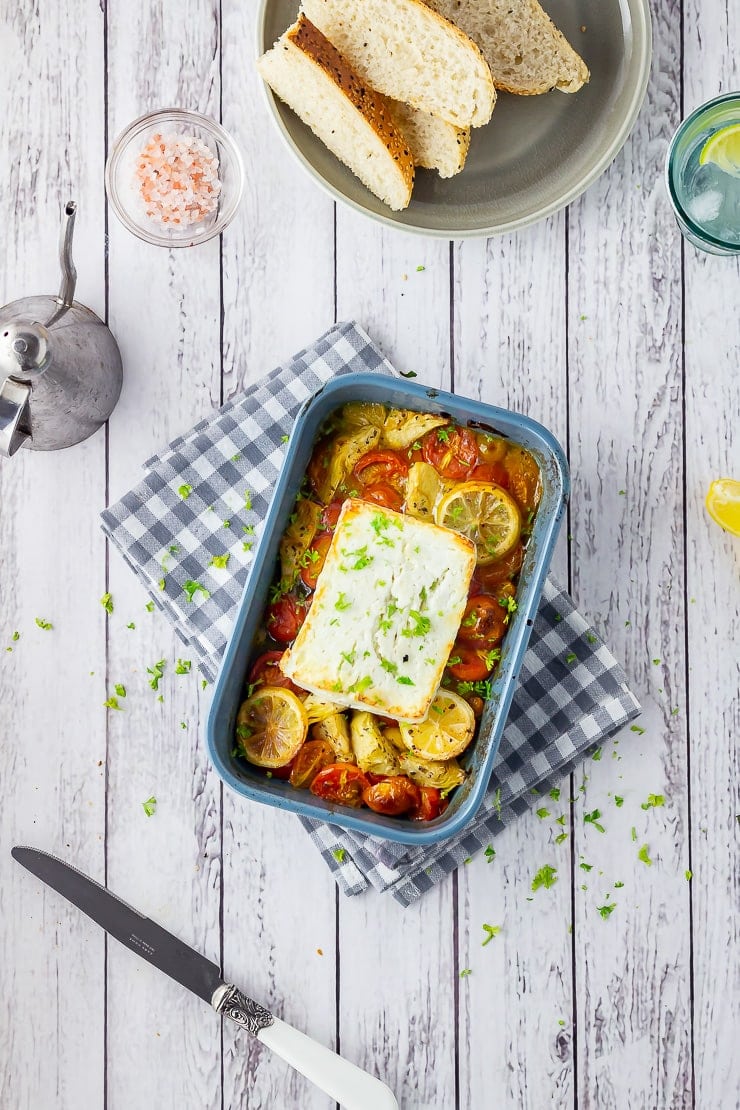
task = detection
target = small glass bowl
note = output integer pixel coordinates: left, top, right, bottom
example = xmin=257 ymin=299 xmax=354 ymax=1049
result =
xmin=105 ymin=109 xmax=244 ymax=247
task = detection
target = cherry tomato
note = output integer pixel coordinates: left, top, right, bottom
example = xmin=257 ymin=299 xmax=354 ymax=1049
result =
xmin=365 ymin=772 xmax=389 ymax=786
xmin=248 ymin=650 xmax=303 ymax=695
xmin=307 ymin=438 xmax=333 ymax=494
xmin=458 ymin=595 xmax=507 ymax=645
xmin=476 ymin=434 xmax=507 ymax=463
xmin=467 ymin=695 xmax=485 ymax=719
xmin=320 ymin=499 xmax=345 ymax=531
xmin=269 ymin=761 xmax=294 ymax=781
xmin=361 ymin=482 xmax=404 ymax=511
xmin=409 ymin=786 xmax=449 ymax=822
xmin=362 ymin=776 xmax=421 ymax=816
xmin=472 ymin=462 xmax=510 ymax=488
xmin=504 ymin=446 xmax=541 ymax=513
xmin=289 ymin=739 xmax=335 ymax=789
xmin=474 ymin=542 xmax=524 ymax=590
xmin=299 ymin=532 xmax=333 ymax=590
xmin=422 ymin=426 xmax=479 ymax=480
xmin=310 ymin=763 xmax=370 ymax=807
xmin=266 ymin=595 xmax=307 ymax=644
xmin=354 ymin=449 xmax=409 ymax=488
xmin=447 ymin=643 xmax=493 ymax=682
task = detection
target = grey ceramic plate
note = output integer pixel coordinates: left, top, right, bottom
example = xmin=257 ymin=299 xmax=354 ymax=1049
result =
xmin=257 ymin=0 xmax=651 ymax=237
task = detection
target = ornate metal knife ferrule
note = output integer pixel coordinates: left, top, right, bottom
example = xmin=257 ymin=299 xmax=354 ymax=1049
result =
xmin=211 ymin=983 xmax=275 ymax=1035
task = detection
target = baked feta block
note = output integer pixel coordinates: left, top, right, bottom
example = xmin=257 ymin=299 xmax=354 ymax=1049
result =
xmin=280 ymin=499 xmax=476 ymax=721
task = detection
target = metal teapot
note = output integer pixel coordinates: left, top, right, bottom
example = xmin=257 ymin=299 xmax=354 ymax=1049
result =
xmin=0 ymin=201 xmax=122 ymax=458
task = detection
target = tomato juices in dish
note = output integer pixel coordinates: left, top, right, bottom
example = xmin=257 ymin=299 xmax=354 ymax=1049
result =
xmin=234 ymin=402 xmax=541 ymax=823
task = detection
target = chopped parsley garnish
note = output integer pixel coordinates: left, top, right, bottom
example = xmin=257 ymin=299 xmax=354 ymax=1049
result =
xmin=114 ymin=684 xmax=126 ymax=698
xmin=448 ymin=656 xmax=463 ymax=667
xmin=142 ymin=796 xmax=157 ymax=817
xmin=554 ymin=832 xmax=568 ymax=845
xmin=436 ymin=427 xmax=451 ymax=443
xmin=242 ymin=542 xmax=253 ymax=553
xmin=147 ymin=659 xmax=166 ymax=690
xmin=499 ymin=596 xmax=518 ymax=623
xmin=126 ymin=622 xmax=136 ymax=630
xmin=210 ymin=553 xmax=230 ymax=569
xmin=592 ymin=747 xmax=602 ymax=761
xmin=481 ymin=924 xmax=500 ymax=946
xmin=456 ymin=679 xmax=492 ymax=699
xmin=335 ymin=592 xmax=351 ymax=611
xmin=586 ymin=633 xmax=598 ymax=644
xmin=685 ymin=869 xmax=692 ymax=881
xmin=145 ymin=601 xmax=155 ymax=612
xmin=340 ymin=650 xmax=356 ymax=666
xmin=397 ymin=675 xmax=415 ymax=686
xmin=614 ymin=795 xmax=624 ymax=807
xmin=380 ymin=657 xmax=398 ymax=675
xmin=103 ymin=696 xmax=121 ymax=710
xmin=402 ymin=610 xmax=431 ymax=638
xmin=100 ymin=593 xmax=114 ymax=614
xmin=331 ymin=680 xmax=344 ymax=692
xmin=244 ymin=490 xmax=253 ymax=511
xmin=580 ymin=862 xmax=593 ymax=872
xmin=630 ymin=724 xmax=646 ymax=735
xmin=332 ymin=848 xmax=346 ymax=863
xmin=549 ymin=787 xmax=560 ymax=802
xmin=379 ymin=602 xmax=398 ymax=631
xmin=183 ymin=580 xmax=210 ymax=603
xmin=631 ymin=826 xmax=637 ymax=842
xmin=641 ymin=793 xmax=665 ymax=809
xmin=158 ymin=577 xmax=166 ymax=591
xmin=243 ymin=524 xmax=255 ymax=535
xmin=535 ymin=807 xmax=550 ymax=819
xmin=484 ymin=647 xmax=501 ymax=670
xmin=178 ymin=484 xmax=192 ymax=499
xmin=341 ymin=545 xmax=373 ymax=571
xmin=614 ymin=880 xmax=625 ymax=889
xmin=652 ymin=657 xmax=661 ymax=665
xmin=35 ymin=618 xmax=53 ymax=630
xmin=280 ymin=434 xmax=290 ymax=444
xmin=175 ymin=659 xmax=191 ymax=675
xmin=597 ymin=904 xmax=616 ymax=919
xmin=565 ymin=653 xmax=578 ymax=665
xmin=638 ymin=843 xmax=652 ymax=866
xmin=492 ymin=787 xmax=502 ymax=819
xmin=484 ymin=845 xmax=495 ymax=863
xmin=201 ymin=679 xmax=208 ymax=690
xmin=459 ymin=968 xmax=472 ymax=978
xmin=531 ymin=864 xmax=558 ymax=891
xmin=223 ymin=520 xmax=231 ymax=529
xmin=416 ymin=264 xmax=425 ymax=272
xmin=584 ymin=809 xmax=605 ymax=833
xmin=347 ymin=675 xmax=373 ymax=695
xmin=399 ymin=370 xmax=418 ymax=378
xmin=461 ymin=611 xmax=477 ymax=628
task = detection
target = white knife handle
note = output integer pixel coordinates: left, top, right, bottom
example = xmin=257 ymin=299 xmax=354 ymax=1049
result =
xmin=212 ymin=984 xmax=398 ymax=1109
xmin=258 ymin=1017 xmax=399 ymax=1110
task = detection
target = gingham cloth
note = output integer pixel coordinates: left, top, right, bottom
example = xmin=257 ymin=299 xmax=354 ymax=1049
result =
xmin=101 ymin=321 xmax=641 ymax=906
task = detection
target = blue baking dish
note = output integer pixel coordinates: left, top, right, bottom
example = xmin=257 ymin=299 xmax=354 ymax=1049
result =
xmin=207 ymin=373 xmax=569 ymax=844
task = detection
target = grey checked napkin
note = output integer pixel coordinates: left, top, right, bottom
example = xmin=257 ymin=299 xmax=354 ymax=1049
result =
xmin=101 ymin=321 xmax=640 ymax=907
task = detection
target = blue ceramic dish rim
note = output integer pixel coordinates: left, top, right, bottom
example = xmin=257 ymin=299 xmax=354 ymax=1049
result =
xmin=206 ymin=373 xmax=570 ymax=845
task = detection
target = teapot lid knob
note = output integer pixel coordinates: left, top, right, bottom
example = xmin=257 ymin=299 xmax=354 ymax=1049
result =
xmin=0 ymin=321 xmax=51 ymax=378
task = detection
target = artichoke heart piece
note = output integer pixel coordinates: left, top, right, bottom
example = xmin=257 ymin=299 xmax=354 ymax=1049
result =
xmin=338 ymin=401 xmax=387 ymax=432
xmin=311 ymin=713 xmax=354 ymax=762
xmin=315 ymin=427 xmax=382 ymax=503
xmin=399 ymin=752 xmax=466 ymax=791
xmin=303 ymin=694 xmax=348 ymax=725
xmin=279 ymin=499 xmax=322 ymax=587
xmin=350 ymin=711 xmax=401 ymax=776
xmin=405 ymin=460 xmax=444 ymax=521
xmin=382 ymin=409 xmax=449 ymax=450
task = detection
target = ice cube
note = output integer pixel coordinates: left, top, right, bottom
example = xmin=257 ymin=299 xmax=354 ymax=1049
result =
xmin=686 ymin=189 xmax=724 ymax=225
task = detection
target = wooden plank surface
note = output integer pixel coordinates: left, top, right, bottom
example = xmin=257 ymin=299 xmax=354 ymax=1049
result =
xmin=1 ymin=0 xmax=738 ymax=1107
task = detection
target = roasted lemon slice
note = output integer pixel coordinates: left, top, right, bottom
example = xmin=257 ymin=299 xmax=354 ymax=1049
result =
xmin=236 ymin=686 xmax=308 ymax=768
xmin=435 ymin=481 xmax=521 ymax=564
xmin=705 ymin=478 xmax=740 ymax=536
xmin=400 ymin=689 xmax=476 ymax=762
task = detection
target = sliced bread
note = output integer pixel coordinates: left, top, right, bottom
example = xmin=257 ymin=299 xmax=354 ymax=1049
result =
xmin=300 ymin=0 xmax=495 ymax=128
xmin=258 ymin=16 xmax=414 ymax=211
xmin=424 ymin=0 xmax=589 ymax=95
xmin=391 ymin=102 xmax=470 ymax=178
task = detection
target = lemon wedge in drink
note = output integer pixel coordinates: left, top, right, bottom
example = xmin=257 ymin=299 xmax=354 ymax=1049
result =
xmin=699 ymin=123 xmax=740 ymax=178
xmin=705 ymin=478 xmax=740 ymax=536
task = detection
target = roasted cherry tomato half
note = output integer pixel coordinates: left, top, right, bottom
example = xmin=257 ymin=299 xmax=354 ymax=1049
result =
xmin=361 ymin=482 xmax=404 ymax=511
xmin=447 ymin=643 xmax=493 ymax=682
xmin=299 ymin=532 xmax=333 ymax=590
xmin=471 ymin=461 xmax=510 ymax=488
xmin=320 ymin=499 xmax=345 ymax=531
xmin=289 ymin=739 xmax=336 ymax=789
xmin=269 ymin=761 xmax=295 ymax=781
xmin=504 ymin=446 xmax=542 ymax=513
xmin=458 ymin=595 xmax=507 ymax=645
xmin=310 ymin=763 xmax=370 ymax=807
xmin=354 ymin=449 xmax=409 ymax=488
xmin=422 ymin=426 xmax=479 ymax=481
xmin=266 ymin=595 xmax=307 ymax=644
xmin=473 ymin=542 xmax=525 ymax=590
xmin=362 ymin=776 xmax=421 ymax=816
xmin=409 ymin=786 xmax=449 ymax=822
xmin=248 ymin=650 xmax=302 ymax=695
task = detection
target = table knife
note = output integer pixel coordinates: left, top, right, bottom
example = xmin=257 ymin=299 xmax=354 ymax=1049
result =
xmin=11 ymin=846 xmax=398 ymax=1110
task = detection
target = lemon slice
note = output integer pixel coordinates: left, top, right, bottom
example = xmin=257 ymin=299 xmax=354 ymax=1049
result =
xmin=699 ymin=123 xmax=740 ymax=178
xmin=706 ymin=478 xmax=740 ymax=536
xmin=400 ymin=689 xmax=475 ymax=762
xmin=236 ymin=686 xmax=308 ymax=768
xmin=435 ymin=481 xmax=521 ymax=564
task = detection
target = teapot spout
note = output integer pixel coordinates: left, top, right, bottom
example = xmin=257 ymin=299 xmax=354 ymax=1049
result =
xmin=44 ymin=201 xmax=78 ymax=329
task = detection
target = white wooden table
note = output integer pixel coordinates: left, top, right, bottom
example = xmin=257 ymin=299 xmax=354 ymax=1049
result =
xmin=1 ymin=2 xmax=738 ymax=1108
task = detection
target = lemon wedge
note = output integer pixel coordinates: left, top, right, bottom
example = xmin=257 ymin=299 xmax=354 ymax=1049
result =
xmin=400 ymin=689 xmax=475 ymax=762
xmin=699 ymin=123 xmax=740 ymax=178
xmin=705 ymin=478 xmax=740 ymax=536
xmin=236 ymin=686 xmax=308 ymax=768
xmin=435 ymin=481 xmax=521 ymax=564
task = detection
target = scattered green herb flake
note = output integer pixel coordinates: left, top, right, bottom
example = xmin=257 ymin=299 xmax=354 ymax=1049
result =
xmin=531 ymin=864 xmax=558 ymax=891
xmin=459 ymin=968 xmax=472 ymax=978
xmin=175 ymin=659 xmax=192 ymax=675
xmin=484 ymin=845 xmax=495 ymax=863
xmin=631 ymin=826 xmax=637 ymax=842
xmin=549 ymin=787 xmax=561 ymax=802
xmin=158 ymin=577 xmax=166 ymax=591
xmin=145 ymin=601 xmax=155 ymax=612
xmin=565 ymin=653 xmax=578 ymax=665
xmin=243 ymin=524 xmax=256 ymax=535
xmin=347 ymin=675 xmax=373 ymax=695
xmin=598 ymin=903 xmax=616 ymax=919
xmin=399 ymin=370 xmax=418 ymax=378
xmin=180 ymin=721 xmax=187 ymax=730
xmin=147 ymin=659 xmax=166 ymax=691
xmin=142 ymin=796 xmax=157 ymax=817
xmin=630 ymin=724 xmax=646 ymax=735
xmin=178 ymin=484 xmax=192 ymax=500
xmin=416 ymin=264 xmax=425 ymax=272
xmin=244 ymin=490 xmax=253 ymax=511
xmin=638 ymin=843 xmax=652 ymax=866
xmin=555 ymin=814 xmax=567 ymax=826
xmin=614 ymin=795 xmax=624 ymax=807
xmin=584 ymin=809 xmax=606 ymax=833
xmin=492 ymin=788 xmax=502 ymax=819
xmin=481 ymin=923 xmax=500 ymax=946
xmin=554 ymin=613 xmax=563 ymax=623
xmin=223 ymin=520 xmax=231 ymax=529
xmin=100 ymin=592 xmax=114 ymax=615
xmin=335 ymin=592 xmax=351 ymax=611
xmin=641 ymin=793 xmax=665 ymax=810
xmin=169 ymin=545 xmax=179 ymax=555
xmin=201 ymin=679 xmax=208 ymax=690
xmin=586 ymin=632 xmax=598 ymax=644
xmin=242 ymin=542 xmax=253 ymax=553
xmin=103 ymin=696 xmax=121 ymax=710
xmin=402 ymin=609 xmax=431 ymax=638
xmin=114 ymin=684 xmax=126 ymax=698
xmin=580 ymin=862 xmax=593 ymax=872
xmin=499 ymin=596 xmax=518 ymax=623
xmin=652 ymin=658 xmax=661 ymax=665
xmin=554 ymin=832 xmax=568 ymax=845
xmin=536 ymin=807 xmax=550 ymax=819
xmin=11 ymin=631 xmax=19 ymax=641
xmin=592 ymin=747 xmax=602 ymax=761
xmin=210 ymin=553 xmax=230 ymax=569
xmin=332 ymin=848 xmax=345 ymax=863
xmin=685 ymin=869 xmax=692 ymax=881
xmin=397 ymin=675 xmax=415 ymax=686
xmin=183 ymin=580 xmax=210 ymax=603
xmin=614 ymin=880 xmax=625 ymax=889
xmin=618 ymin=488 xmax=626 ymax=496
xmin=280 ymin=434 xmax=290 ymax=444
xmin=484 ymin=647 xmax=501 ymax=669
xmin=126 ymin=621 xmax=136 ymax=630
xmin=35 ymin=618 xmax=53 ymax=630
xmin=380 ymin=657 xmax=398 ymax=675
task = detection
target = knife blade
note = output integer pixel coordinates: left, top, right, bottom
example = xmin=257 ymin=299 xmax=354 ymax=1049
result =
xmin=12 ymin=846 xmax=398 ymax=1110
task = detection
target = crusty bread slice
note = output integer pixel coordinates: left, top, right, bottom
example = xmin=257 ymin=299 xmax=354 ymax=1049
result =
xmin=424 ymin=0 xmax=589 ymax=95
xmin=258 ymin=16 xmax=414 ymax=211
xmin=301 ymin=0 xmax=495 ymax=128
xmin=391 ymin=102 xmax=470 ymax=178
